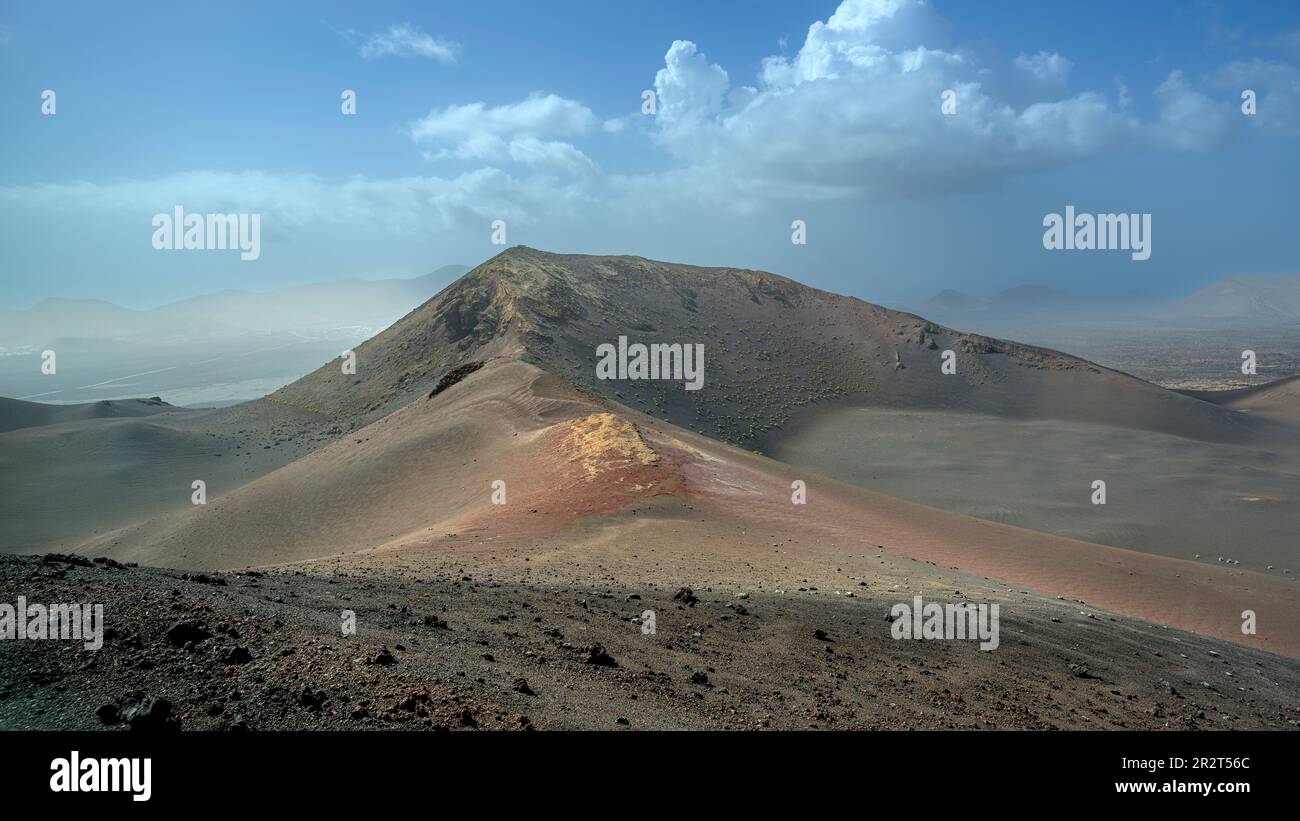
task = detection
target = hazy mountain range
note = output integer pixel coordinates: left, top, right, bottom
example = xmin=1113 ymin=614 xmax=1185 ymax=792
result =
xmin=0 ymin=264 xmax=471 ymax=348
xmin=5 ymin=269 xmax=1294 ymax=357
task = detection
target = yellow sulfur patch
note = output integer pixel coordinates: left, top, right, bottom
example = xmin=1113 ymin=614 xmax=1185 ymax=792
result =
xmin=556 ymin=413 xmax=658 ymax=479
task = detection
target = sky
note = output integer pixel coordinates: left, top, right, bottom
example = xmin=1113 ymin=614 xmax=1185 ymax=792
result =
xmin=2 ymin=0 xmax=1299 ymax=311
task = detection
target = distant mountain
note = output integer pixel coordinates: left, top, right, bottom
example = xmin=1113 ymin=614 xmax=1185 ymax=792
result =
xmin=920 ymin=289 xmax=991 ymax=314
xmin=0 ymin=298 xmax=151 ymax=342
xmin=1169 ymin=275 xmax=1300 ymax=320
xmin=0 ymin=265 xmax=470 ymax=347
xmin=992 ymin=284 xmax=1077 ymax=310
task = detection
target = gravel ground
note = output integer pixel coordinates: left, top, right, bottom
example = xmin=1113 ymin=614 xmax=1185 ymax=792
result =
xmin=2 ymin=553 xmax=1296 ymax=731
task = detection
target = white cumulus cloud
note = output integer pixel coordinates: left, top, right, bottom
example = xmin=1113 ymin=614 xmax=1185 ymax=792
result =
xmin=637 ymin=0 xmax=1247 ymax=205
xmin=409 ymin=93 xmax=599 ymax=173
xmin=1014 ymin=51 xmax=1074 ymax=84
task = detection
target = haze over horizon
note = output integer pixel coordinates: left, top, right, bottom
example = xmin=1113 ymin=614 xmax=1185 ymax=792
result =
xmin=3 ymin=0 xmax=1300 ymax=311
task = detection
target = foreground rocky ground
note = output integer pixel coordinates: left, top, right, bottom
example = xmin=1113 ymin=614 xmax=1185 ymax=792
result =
xmin=1 ymin=552 xmax=1297 ymax=731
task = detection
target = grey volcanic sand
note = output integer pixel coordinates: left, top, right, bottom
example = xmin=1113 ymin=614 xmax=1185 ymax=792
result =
xmin=0 ymin=395 xmax=185 ymax=433
xmin=765 ymin=406 xmax=1300 ymax=573
xmin=0 ymin=398 xmax=346 ymax=554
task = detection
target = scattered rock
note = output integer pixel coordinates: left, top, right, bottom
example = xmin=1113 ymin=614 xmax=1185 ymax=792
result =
xmin=222 ymin=645 xmax=252 ymax=664
xmin=585 ymin=644 xmax=618 ymax=667
xmin=165 ymin=619 xmax=211 ymax=647
xmin=298 ymin=686 xmax=327 ymax=711
xmin=120 ymin=696 xmax=175 ymax=731
xmin=367 ymin=645 xmax=396 ymax=666
xmin=512 ymin=677 xmax=535 ymax=695
xmin=185 ymin=573 xmax=227 ymax=587
xmin=41 ymin=553 xmax=93 ymax=567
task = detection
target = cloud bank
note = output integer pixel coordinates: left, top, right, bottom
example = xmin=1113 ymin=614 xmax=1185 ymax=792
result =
xmin=5 ymin=0 xmax=1297 ymax=253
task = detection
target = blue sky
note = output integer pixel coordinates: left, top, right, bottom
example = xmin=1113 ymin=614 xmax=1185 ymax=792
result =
xmin=2 ymin=0 xmax=1299 ymax=310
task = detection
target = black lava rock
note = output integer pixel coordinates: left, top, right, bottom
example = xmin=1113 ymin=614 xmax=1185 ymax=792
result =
xmin=165 ymin=619 xmax=211 ymax=646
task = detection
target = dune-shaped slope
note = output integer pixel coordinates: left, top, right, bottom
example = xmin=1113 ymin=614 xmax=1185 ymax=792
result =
xmin=0 ymin=397 xmax=335 ymax=554
xmin=83 ymin=357 xmax=1299 ymax=658
xmin=0 ymin=395 xmax=184 ymax=433
xmin=1180 ymin=375 xmax=1300 ymax=423
xmin=273 ymin=246 xmax=1266 ymax=446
